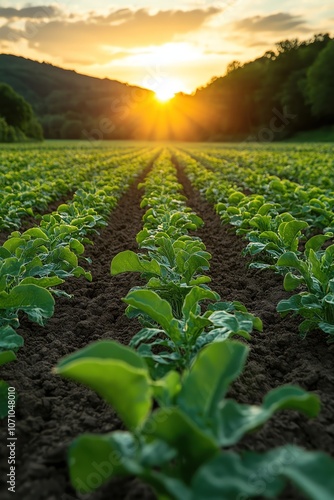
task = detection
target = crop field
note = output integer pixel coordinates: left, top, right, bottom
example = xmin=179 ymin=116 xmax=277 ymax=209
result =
xmin=0 ymin=141 xmax=334 ymax=500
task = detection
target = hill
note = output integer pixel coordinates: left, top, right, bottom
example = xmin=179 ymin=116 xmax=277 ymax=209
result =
xmin=0 ymin=54 xmax=153 ymax=139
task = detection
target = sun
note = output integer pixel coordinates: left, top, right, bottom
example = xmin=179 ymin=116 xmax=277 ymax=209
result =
xmin=154 ymin=77 xmax=183 ymax=102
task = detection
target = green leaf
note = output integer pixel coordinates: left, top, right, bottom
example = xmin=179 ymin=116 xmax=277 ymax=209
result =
xmin=20 ymin=276 xmax=64 ymax=288
xmin=182 ymin=287 xmax=219 ymax=321
xmin=0 ymin=350 xmax=16 ymax=366
xmin=56 ymin=341 xmax=152 ymax=429
xmin=22 ymin=227 xmax=48 ymax=240
xmin=144 ymin=408 xmax=218 ymax=471
xmin=282 ymin=447 xmax=334 ymax=500
xmin=3 ymin=238 xmax=24 ymax=253
xmin=218 ymin=385 xmax=320 ymax=446
xmin=277 ymin=294 xmax=302 ymax=313
xmin=123 ymin=290 xmax=180 ymax=341
xmin=68 ymin=432 xmax=138 ymax=494
xmin=178 ymin=341 xmax=248 ymax=419
xmin=111 ymin=250 xmax=161 ymax=276
xmin=190 ymin=450 xmax=285 ymax=498
xmin=279 ymin=220 xmax=308 ymax=249
xmin=283 ymin=272 xmax=304 ymax=291
xmin=191 ymin=445 xmax=334 ymax=499
xmin=305 ymin=234 xmax=331 ymax=255
xmin=0 ymin=284 xmax=55 ymax=325
xmin=277 ymin=252 xmax=305 ymax=271
xmin=209 ymin=310 xmax=256 ymax=339
xmin=0 ymin=326 xmax=24 ymax=352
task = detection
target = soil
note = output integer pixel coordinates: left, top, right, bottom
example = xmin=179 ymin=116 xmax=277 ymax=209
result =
xmin=0 ymin=161 xmax=333 ymax=500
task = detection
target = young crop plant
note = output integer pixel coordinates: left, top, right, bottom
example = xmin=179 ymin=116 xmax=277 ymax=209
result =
xmin=277 ymin=234 xmax=334 ymax=338
xmin=123 ymin=287 xmax=261 ymax=378
xmin=111 ymin=150 xmax=214 ymax=317
xmin=55 ymin=338 xmax=334 ymax=500
xmin=0 ymin=147 xmax=159 ymax=418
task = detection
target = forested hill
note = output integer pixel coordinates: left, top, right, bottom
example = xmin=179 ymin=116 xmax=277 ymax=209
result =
xmin=0 ymin=34 xmax=333 ymax=141
xmin=193 ymin=34 xmax=334 ymax=140
xmin=0 ymin=54 xmax=153 ymax=140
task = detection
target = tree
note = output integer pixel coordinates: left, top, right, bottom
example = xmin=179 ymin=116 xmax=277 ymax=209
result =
xmin=0 ymin=83 xmax=43 ymax=141
xmin=0 ymin=83 xmax=32 ymax=128
xmin=307 ymin=40 xmax=334 ymax=119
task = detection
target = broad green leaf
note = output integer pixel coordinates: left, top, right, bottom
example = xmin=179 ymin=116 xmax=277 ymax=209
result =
xmin=111 ymin=250 xmax=161 ymax=276
xmin=68 ymin=432 xmax=137 ymax=494
xmin=0 ymin=284 xmax=54 ymax=325
xmin=0 ymin=326 xmax=24 ymax=352
xmin=319 ymin=321 xmax=334 ymax=335
xmin=0 ymin=350 xmax=16 ymax=366
xmin=0 ymin=257 xmax=22 ymax=277
xmin=3 ymin=238 xmax=24 ymax=253
xmin=22 ymin=227 xmax=48 ymax=240
xmin=259 ymin=230 xmax=280 ymax=243
xmin=305 ymin=234 xmax=331 ymax=255
xmin=123 ymin=290 xmax=180 ymax=341
xmin=279 ymin=220 xmax=308 ymax=249
xmin=190 ymin=445 xmax=334 ymax=500
xmin=190 ymin=450 xmax=285 ymax=499
xmin=218 ymin=386 xmax=320 ymax=446
xmin=0 ymin=248 xmax=11 ymax=259
xmin=182 ymin=287 xmax=219 ymax=320
xmin=178 ymin=341 xmax=248 ymax=419
xmin=277 ymin=294 xmax=302 ymax=313
xmin=283 ymin=272 xmax=304 ymax=291
xmin=20 ymin=276 xmax=64 ymax=288
xmin=57 ymin=340 xmax=146 ymax=370
xmin=152 ymin=370 xmax=181 ymax=405
xmin=209 ymin=310 xmax=257 ymax=338
xmin=277 ymin=252 xmax=305 ymax=271
xmin=56 ymin=341 xmax=151 ymax=429
xmin=144 ymin=408 xmax=218 ymax=471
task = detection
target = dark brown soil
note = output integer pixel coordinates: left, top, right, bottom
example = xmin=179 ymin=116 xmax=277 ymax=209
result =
xmin=0 ymin=161 xmax=333 ymax=500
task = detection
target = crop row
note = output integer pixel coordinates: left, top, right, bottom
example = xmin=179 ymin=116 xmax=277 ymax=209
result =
xmin=184 ymin=147 xmax=334 ymax=233
xmin=0 ymin=147 xmax=158 ymax=418
xmin=174 ymin=149 xmax=334 ymax=339
xmin=0 ymin=147 xmax=146 ymax=231
xmin=55 ymin=149 xmax=334 ymax=499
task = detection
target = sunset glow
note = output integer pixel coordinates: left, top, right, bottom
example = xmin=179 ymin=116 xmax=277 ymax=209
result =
xmin=154 ymin=77 xmax=183 ymax=102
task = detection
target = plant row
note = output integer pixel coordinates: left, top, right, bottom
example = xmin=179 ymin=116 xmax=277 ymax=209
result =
xmin=54 ymin=149 xmax=334 ymax=500
xmin=0 ymin=146 xmax=146 ymax=231
xmin=174 ymin=148 xmax=334 ymax=339
xmin=0 ymin=147 xmax=158 ymax=418
xmin=186 ymin=147 xmax=334 ymax=233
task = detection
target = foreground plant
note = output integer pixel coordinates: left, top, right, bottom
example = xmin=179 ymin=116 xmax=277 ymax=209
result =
xmin=55 ymin=339 xmax=334 ymax=500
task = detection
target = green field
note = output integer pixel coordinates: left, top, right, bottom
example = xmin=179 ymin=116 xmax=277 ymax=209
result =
xmin=1 ymin=141 xmax=334 ymax=500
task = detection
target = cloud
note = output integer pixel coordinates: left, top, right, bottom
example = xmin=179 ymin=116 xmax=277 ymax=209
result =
xmin=0 ymin=24 xmax=22 ymax=42
xmin=1 ymin=7 xmax=218 ymax=63
xmin=233 ymin=13 xmax=307 ymax=32
xmin=0 ymin=5 xmax=61 ymax=19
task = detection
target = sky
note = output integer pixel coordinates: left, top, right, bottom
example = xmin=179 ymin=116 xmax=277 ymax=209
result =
xmin=0 ymin=1 xmax=333 ymax=94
